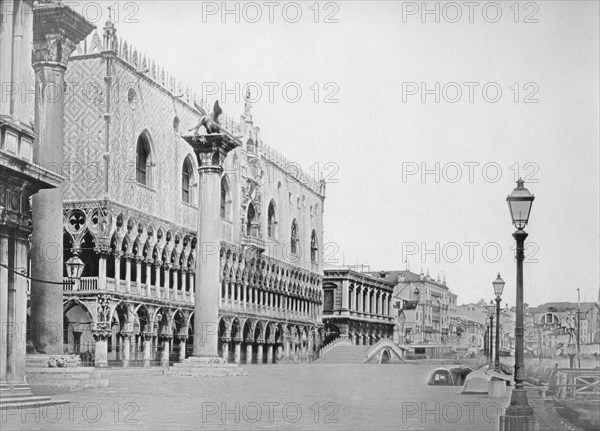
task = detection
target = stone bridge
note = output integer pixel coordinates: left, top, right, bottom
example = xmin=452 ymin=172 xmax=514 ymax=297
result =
xmin=365 ymin=339 xmax=405 ymax=364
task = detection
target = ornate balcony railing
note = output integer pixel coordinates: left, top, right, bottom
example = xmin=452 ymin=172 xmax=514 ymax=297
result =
xmin=241 ymin=234 xmax=265 ymax=251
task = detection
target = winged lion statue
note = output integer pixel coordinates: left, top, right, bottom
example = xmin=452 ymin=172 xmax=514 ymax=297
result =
xmin=189 ymin=100 xmax=222 ymax=135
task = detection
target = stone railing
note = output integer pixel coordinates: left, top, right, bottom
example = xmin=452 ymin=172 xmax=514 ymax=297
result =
xmin=364 ymin=338 xmax=405 ymax=363
xmin=63 ymin=276 xmax=194 ymax=304
xmin=319 ymin=335 xmax=352 ymax=357
xmin=241 ymin=234 xmax=265 ymax=250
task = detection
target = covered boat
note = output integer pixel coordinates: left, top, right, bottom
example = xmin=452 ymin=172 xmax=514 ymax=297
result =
xmin=427 ymin=367 xmax=474 ymax=386
xmin=461 ymin=370 xmax=491 ymax=394
xmin=427 ymin=368 xmax=454 ymax=386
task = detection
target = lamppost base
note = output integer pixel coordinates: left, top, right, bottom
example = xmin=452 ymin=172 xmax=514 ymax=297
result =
xmin=499 ymin=413 xmax=539 ymax=431
xmin=488 ymin=378 xmax=505 ymax=398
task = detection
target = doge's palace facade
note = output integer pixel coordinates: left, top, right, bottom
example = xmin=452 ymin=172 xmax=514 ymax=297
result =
xmin=58 ymin=17 xmax=326 ymax=367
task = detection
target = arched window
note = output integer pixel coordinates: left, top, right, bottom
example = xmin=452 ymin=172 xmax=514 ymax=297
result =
xmin=310 ymin=229 xmax=318 ymax=263
xmin=290 ymin=219 xmax=298 ymax=254
xmin=220 ymin=176 xmax=231 ymax=220
xmin=246 ymin=203 xmax=256 ymax=237
xmin=267 ymin=200 xmax=276 ymax=238
xmin=182 ymin=157 xmax=194 ymax=204
xmin=136 ymin=134 xmax=151 ymax=185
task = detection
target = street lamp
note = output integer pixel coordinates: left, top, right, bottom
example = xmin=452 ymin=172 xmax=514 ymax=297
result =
xmin=65 ymin=254 xmax=85 ymax=281
xmin=487 ymin=302 xmax=495 ymax=369
xmin=493 ymin=274 xmax=505 ymax=371
xmin=501 ymin=178 xmax=537 ymax=431
xmin=0 ymin=253 xmax=85 ymax=286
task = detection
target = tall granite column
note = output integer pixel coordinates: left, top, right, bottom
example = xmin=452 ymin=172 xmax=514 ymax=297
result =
xmin=29 ymin=3 xmax=94 ymax=354
xmin=182 ymin=134 xmax=238 ymax=360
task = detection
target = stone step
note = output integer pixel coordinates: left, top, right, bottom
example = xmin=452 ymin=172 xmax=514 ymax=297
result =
xmin=165 ymin=367 xmax=247 ymax=377
xmin=0 ymin=397 xmax=68 ymax=411
xmin=172 ymin=362 xmax=240 ymax=368
xmin=0 ymin=390 xmax=35 ymax=398
xmin=26 ymin=370 xmax=101 ymax=379
xmin=28 ymin=378 xmax=109 ymax=395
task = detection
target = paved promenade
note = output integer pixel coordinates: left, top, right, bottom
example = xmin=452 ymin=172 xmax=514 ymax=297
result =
xmin=2 ymin=364 xmax=511 ymax=430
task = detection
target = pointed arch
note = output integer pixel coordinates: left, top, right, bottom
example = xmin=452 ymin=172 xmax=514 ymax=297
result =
xmin=220 ymin=175 xmax=232 ymax=220
xmin=290 ymin=219 xmax=299 ymax=254
xmin=310 ymin=229 xmax=318 ymax=263
xmin=182 ymin=154 xmax=196 ymax=205
xmin=136 ymin=130 xmax=153 ymax=186
xmin=267 ymin=199 xmax=277 ymax=239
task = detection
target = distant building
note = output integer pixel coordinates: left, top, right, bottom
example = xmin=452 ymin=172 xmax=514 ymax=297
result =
xmin=365 ymin=269 xmax=455 ymax=350
xmin=527 ymin=301 xmax=600 ymax=356
xmin=456 ymin=301 xmax=489 ymax=353
xmin=322 ymin=268 xmax=395 ymax=345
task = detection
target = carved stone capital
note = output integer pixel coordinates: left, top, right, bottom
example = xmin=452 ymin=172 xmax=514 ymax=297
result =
xmin=92 ymin=329 xmax=111 ymax=341
xmin=33 ymin=3 xmax=95 ymax=68
xmin=182 ymin=134 xmax=240 ymax=174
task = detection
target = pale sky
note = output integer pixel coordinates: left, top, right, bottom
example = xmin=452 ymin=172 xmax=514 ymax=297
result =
xmin=74 ymin=1 xmax=599 ymax=307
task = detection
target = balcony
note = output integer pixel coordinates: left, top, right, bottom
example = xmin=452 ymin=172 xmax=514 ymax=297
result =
xmin=241 ymin=234 xmax=265 ymax=252
xmin=63 ymin=276 xmax=194 ymax=305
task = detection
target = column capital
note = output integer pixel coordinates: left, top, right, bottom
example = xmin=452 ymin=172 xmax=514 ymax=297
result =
xmin=92 ymin=329 xmax=111 ymax=341
xmin=94 ymin=246 xmax=113 ymax=257
xmin=32 ymin=3 xmax=96 ymax=68
xmin=182 ymin=134 xmax=240 ymax=174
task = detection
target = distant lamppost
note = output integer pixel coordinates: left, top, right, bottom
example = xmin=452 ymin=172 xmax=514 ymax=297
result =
xmin=484 ymin=323 xmax=489 ymax=359
xmin=501 ymin=179 xmax=537 ymax=431
xmin=567 ymin=327 xmax=576 ymax=369
xmin=487 ymin=304 xmax=495 ymax=369
xmin=493 ymin=274 xmax=505 ymax=371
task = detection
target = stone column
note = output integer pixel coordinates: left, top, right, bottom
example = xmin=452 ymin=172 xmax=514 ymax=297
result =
xmin=172 ymin=266 xmax=179 ymax=292
xmin=93 ymin=331 xmax=110 ymax=368
xmin=135 ymin=257 xmax=143 ymax=287
xmin=163 ymin=264 xmax=171 ymax=298
xmin=181 ymin=268 xmax=188 ymax=292
xmin=0 ymin=234 xmax=8 ymax=383
xmin=145 ymin=259 xmax=153 ymax=294
xmin=341 ymin=280 xmax=349 ymax=311
xmin=221 ymin=339 xmax=230 ymax=362
xmin=161 ymin=336 xmax=171 ymax=367
xmin=358 ymin=288 xmax=363 ymax=314
xmin=245 ymin=343 xmax=253 ymax=364
xmin=29 ymin=4 xmax=94 ymax=355
xmin=121 ymin=332 xmax=132 ymax=368
xmin=266 ymin=344 xmax=274 ymax=364
xmin=183 ymin=134 xmax=238 ymax=359
xmin=233 ymin=339 xmax=242 ymax=364
xmin=256 ymin=344 xmax=263 ymax=364
xmin=178 ymin=337 xmax=188 ymax=362
xmin=284 ymin=339 xmax=290 ymax=363
xmin=154 ymin=262 xmax=161 ymax=296
xmin=98 ymin=250 xmax=108 ymax=289
xmin=142 ymin=334 xmax=152 ymax=367
xmin=114 ymin=252 xmax=122 ymax=283
xmin=0 ymin=0 xmax=14 ymax=116
xmin=125 ymin=255 xmax=132 ymax=293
